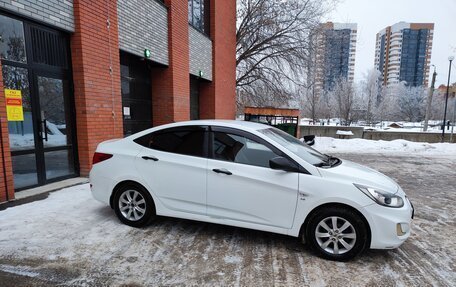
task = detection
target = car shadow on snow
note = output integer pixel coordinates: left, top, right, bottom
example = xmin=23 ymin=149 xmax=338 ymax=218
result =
xmin=124 ymin=214 xmax=397 ymax=263
xmin=94 ymin=205 xmax=117 ymax=218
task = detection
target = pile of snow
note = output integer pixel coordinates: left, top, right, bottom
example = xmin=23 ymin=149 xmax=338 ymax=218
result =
xmin=313 ymin=137 xmax=456 ymax=155
xmin=336 ymin=130 xmax=354 ymax=136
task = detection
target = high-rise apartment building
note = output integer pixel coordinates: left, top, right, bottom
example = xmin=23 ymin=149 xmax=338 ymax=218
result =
xmin=310 ymin=22 xmax=357 ymax=94
xmin=375 ymin=22 xmax=434 ymax=87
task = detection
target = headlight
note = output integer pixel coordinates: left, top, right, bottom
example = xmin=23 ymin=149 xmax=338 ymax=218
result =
xmin=354 ymin=184 xmax=404 ymax=208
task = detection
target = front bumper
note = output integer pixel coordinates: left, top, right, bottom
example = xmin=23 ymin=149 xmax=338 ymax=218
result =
xmin=362 ymin=197 xmax=414 ymax=249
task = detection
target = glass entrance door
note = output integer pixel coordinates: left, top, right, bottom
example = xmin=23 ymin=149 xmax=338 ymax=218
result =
xmin=3 ymin=65 xmax=39 ymax=189
xmin=1 ymin=13 xmax=77 ymax=190
xmin=36 ymin=73 xmax=75 ymax=181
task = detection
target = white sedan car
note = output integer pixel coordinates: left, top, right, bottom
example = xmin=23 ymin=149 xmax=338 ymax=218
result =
xmin=90 ymin=120 xmax=413 ymax=261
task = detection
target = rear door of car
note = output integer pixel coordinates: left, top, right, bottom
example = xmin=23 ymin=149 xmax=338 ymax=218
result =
xmin=134 ymin=125 xmax=208 ymax=215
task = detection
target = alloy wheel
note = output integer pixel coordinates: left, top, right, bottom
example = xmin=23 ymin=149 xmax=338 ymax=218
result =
xmin=118 ymin=189 xmax=147 ymax=221
xmin=315 ymin=216 xmax=357 ymax=255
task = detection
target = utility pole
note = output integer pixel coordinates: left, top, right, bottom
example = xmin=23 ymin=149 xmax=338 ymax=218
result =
xmin=442 ymin=56 xmax=454 ymax=142
xmin=451 ymin=94 xmax=456 ymax=143
xmin=424 ymin=65 xmax=437 ymax=131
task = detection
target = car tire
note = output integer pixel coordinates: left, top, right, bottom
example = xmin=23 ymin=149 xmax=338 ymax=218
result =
xmin=305 ymin=206 xmax=369 ymax=261
xmin=113 ymin=183 xmax=156 ymax=228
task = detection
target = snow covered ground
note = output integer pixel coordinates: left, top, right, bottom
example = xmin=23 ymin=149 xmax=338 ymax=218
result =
xmin=0 ymin=154 xmax=455 ymax=286
xmin=313 ymin=137 xmax=456 ymax=156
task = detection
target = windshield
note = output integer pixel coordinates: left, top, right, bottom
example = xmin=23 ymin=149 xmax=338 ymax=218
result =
xmin=258 ymin=127 xmax=330 ymax=166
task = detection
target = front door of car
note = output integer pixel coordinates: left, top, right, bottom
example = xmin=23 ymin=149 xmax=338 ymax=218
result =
xmin=206 ymin=127 xmax=299 ymax=229
xmin=135 ymin=126 xmax=208 ymax=215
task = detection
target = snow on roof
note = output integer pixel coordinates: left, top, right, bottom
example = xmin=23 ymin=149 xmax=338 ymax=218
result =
xmin=388 ymin=123 xmax=403 ymax=128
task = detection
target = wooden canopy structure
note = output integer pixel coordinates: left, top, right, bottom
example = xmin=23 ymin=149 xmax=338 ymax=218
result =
xmin=244 ymin=107 xmax=300 ymax=137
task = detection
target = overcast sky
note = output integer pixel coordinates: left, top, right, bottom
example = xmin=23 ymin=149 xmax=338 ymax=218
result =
xmin=326 ymin=0 xmax=456 ymax=87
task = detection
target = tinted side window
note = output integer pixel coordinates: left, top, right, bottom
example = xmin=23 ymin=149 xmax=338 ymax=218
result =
xmin=212 ymin=132 xmax=279 ymax=168
xmin=135 ymin=127 xmax=206 ymax=157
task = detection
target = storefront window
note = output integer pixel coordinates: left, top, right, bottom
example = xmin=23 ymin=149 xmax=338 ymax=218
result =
xmin=0 ymin=15 xmax=27 ymax=63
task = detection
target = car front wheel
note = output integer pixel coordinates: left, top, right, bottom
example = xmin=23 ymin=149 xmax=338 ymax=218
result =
xmin=113 ymin=183 xmax=155 ymax=227
xmin=306 ymin=207 xmax=369 ymax=261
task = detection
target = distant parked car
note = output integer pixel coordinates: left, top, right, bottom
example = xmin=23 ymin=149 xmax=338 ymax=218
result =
xmin=90 ymin=120 xmax=413 ymax=261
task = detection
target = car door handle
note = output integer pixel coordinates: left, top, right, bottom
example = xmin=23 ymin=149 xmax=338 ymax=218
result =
xmin=212 ymin=168 xmax=232 ymax=175
xmin=142 ymin=156 xmax=159 ymax=161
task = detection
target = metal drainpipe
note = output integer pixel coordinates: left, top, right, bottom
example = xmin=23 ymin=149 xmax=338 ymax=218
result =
xmin=0 ymin=110 xmax=9 ymax=202
xmin=0 ymin=58 xmax=9 ymax=201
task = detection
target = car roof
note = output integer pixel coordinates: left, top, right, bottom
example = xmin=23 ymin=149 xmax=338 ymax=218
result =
xmin=123 ymin=120 xmax=274 ymax=141
xmin=156 ymin=120 xmax=272 ymax=132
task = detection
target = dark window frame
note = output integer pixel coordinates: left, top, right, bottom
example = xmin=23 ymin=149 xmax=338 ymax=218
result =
xmin=188 ymin=0 xmax=210 ymax=35
xmin=0 ymin=13 xmax=27 ymax=64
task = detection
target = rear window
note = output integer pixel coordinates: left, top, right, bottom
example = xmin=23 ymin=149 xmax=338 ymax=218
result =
xmin=134 ymin=126 xmax=206 ymax=157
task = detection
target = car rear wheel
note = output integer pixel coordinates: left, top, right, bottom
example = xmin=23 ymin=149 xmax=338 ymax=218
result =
xmin=305 ymin=207 xmax=368 ymax=261
xmin=113 ymin=183 xmax=155 ymax=227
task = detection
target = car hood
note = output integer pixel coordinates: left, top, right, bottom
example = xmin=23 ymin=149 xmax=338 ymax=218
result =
xmin=318 ymin=159 xmax=400 ymax=194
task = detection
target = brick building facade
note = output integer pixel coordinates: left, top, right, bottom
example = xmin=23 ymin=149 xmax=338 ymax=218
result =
xmin=0 ymin=0 xmax=236 ymax=201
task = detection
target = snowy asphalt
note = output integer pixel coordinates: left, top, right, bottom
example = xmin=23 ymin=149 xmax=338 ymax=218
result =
xmin=0 ymin=153 xmax=455 ymax=286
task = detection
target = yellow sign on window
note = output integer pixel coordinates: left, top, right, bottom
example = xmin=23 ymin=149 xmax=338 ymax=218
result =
xmin=5 ymin=89 xmax=24 ymax=121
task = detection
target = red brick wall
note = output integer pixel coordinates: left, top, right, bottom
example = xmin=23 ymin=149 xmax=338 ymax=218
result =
xmin=0 ymin=0 xmax=236 ymax=201
xmin=200 ymin=0 xmax=236 ymax=119
xmin=0 ymin=59 xmax=15 ymax=202
xmin=71 ymin=0 xmax=123 ymax=176
xmin=152 ymin=0 xmax=190 ymax=126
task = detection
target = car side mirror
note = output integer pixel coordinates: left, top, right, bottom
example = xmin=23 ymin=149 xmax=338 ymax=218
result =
xmin=269 ymin=156 xmax=299 ymax=172
xmin=303 ymin=135 xmax=315 ymax=146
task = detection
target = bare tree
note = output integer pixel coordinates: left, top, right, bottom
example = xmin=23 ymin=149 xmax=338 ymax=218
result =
xmin=236 ymin=0 xmax=334 ymax=109
xmin=301 ymin=83 xmax=321 ymax=122
xmin=328 ymin=78 xmax=356 ymax=125
xmin=396 ymin=84 xmax=426 ymax=122
xmin=430 ymin=93 xmax=445 ymax=121
xmin=428 ymin=87 xmax=456 ymax=122
xmin=237 ymin=85 xmax=295 ymax=114
xmin=373 ymin=85 xmax=398 ymax=125
xmin=360 ymin=69 xmax=381 ymax=126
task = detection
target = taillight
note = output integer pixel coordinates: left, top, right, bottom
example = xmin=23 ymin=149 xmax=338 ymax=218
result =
xmin=92 ymin=152 xmax=113 ymax=165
